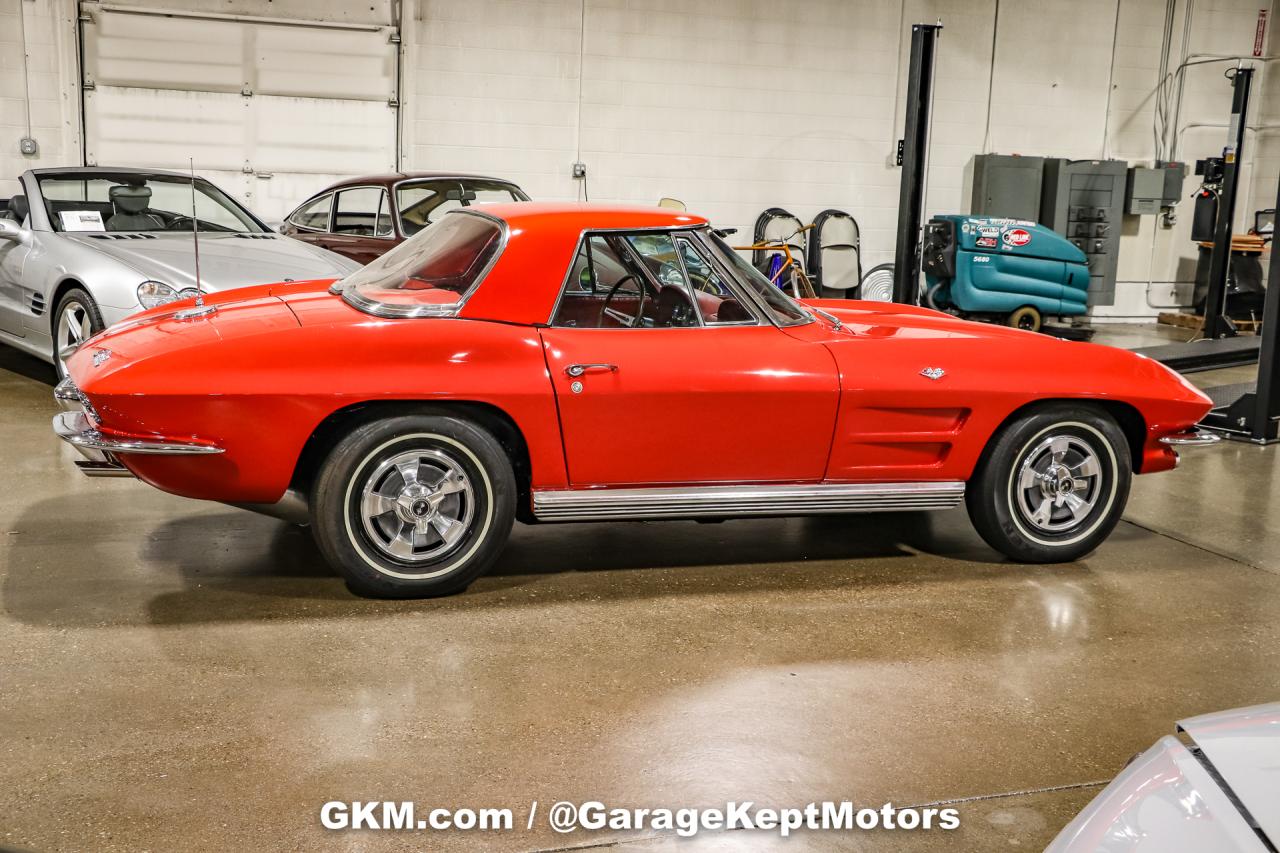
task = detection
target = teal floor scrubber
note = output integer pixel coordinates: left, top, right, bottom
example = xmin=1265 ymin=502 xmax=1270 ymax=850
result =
xmin=921 ymin=215 xmax=1093 ymax=337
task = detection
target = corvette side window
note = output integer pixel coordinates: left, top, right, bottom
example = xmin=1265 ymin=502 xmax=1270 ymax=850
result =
xmin=674 ymin=236 xmax=755 ymax=324
xmin=552 ymin=233 xmax=698 ymax=329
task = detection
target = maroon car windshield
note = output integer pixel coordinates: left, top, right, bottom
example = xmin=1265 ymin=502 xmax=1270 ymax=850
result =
xmin=338 ymin=212 xmax=505 ymax=318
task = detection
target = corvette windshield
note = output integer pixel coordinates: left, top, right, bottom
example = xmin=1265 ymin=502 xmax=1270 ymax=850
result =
xmin=37 ymin=173 xmax=264 ymax=233
xmin=339 ymin=212 xmax=505 ymax=317
xmin=706 ymin=231 xmax=811 ymax=326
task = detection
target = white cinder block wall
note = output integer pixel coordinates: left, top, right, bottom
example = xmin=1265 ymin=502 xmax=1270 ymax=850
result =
xmin=4 ymin=0 xmax=1279 ymax=320
xmin=405 ymin=0 xmax=1279 ymax=320
xmin=0 ymin=0 xmax=80 ymax=188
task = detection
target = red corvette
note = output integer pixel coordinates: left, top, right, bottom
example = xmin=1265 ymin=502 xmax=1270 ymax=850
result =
xmin=53 ymin=203 xmax=1215 ymax=597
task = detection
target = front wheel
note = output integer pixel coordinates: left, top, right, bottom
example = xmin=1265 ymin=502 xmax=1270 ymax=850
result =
xmin=52 ymin=287 xmax=105 ymax=379
xmin=311 ymin=413 xmax=516 ymax=598
xmin=965 ymin=404 xmax=1131 ymax=563
xmin=1007 ymin=305 xmax=1042 ymax=332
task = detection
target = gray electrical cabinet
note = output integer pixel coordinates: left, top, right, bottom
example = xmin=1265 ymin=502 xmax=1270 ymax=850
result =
xmin=969 ymin=154 xmax=1045 ymax=221
xmin=1040 ymin=159 xmax=1127 ymax=307
xmin=1126 ymin=167 xmax=1165 ymax=215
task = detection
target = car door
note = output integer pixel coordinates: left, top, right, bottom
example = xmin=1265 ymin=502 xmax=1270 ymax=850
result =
xmin=0 ymin=196 xmax=32 ymax=338
xmin=539 ymin=229 xmax=839 ymax=487
xmin=325 ymin=186 xmax=395 ymax=265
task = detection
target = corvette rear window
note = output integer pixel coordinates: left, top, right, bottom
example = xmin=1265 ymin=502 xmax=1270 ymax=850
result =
xmin=339 ymin=212 xmax=504 ymax=317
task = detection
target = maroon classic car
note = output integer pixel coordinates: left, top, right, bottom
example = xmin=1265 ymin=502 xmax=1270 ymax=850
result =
xmin=280 ymin=172 xmax=529 ymax=264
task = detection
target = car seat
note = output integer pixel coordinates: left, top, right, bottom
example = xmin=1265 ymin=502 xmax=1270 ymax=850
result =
xmin=653 ymin=285 xmax=697 ymax=327
xmin=808 ymin=209 xmax=861 ymax=298
xmin=3 ymin=194 xmax=28 ymax=223
xmin=106 ymin=184 xmax=165 ymax=231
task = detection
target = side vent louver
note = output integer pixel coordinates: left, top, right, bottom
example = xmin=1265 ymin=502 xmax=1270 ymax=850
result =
xmin=27 ymin=291 xmax=46 ymax=317
xmin=234 ymin=234 xmax=276 ymax=240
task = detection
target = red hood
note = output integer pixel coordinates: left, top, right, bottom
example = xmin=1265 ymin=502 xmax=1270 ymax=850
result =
xmin=65 ymin=279 xmax=340 ymax=390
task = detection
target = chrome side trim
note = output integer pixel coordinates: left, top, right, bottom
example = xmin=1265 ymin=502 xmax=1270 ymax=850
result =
xmin=53 ymin=411 xmax=224 ymax=455
xmin=1159 ymin=430 xmax=1222 ymax=447
xmin=532 ymin=481 xmax=966 ymax=521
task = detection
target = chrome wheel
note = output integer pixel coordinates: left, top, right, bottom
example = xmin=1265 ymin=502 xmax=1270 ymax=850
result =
xmin=358 ymin=448 xmax=475 ymax=565
xmin=1011 ymin=433 xmax=1102 ymax=534
xmin=55 ymin=300 xmax=94 ymax=374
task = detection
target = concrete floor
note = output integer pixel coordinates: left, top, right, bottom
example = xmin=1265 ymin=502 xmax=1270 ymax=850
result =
xmin=2 ymin=325 xmax=1279 ymax=852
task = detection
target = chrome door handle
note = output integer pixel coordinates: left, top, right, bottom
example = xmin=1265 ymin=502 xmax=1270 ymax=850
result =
xmin=565 ymin=363 xmax=617 ymax=377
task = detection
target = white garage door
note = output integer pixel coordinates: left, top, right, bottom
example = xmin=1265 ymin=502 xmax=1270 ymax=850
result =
xmin=79 ymin=3 xmax=399 ymax=222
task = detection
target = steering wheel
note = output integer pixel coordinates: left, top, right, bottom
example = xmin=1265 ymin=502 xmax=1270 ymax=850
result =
xmin=166 ymin=216 xmax=196 ymax=232
xmin=599 ymin=274 xmax=648 ymax=328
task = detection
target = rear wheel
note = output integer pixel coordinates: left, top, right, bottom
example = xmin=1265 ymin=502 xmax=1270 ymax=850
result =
xmin=311 ymin=413 xmax=516 ymax=598
xmin=1007 ymin=305 xmax=1042 ymax=332
xmin=52 ymin=287 xmax=104 ymax=379
xmin=966 ymin=403 xmax=1131 ymax=563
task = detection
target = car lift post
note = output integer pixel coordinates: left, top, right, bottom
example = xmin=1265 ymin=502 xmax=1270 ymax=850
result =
xmin=1250 ymin=236 xmax=1280 ymax=442
xmin=1202 ymin=66 xmax=1253 ymax=340
xmin=893 ymin=22 xmax=941 ymax=306
xmin=1200 ymin=172 xmax=1280 ymax=444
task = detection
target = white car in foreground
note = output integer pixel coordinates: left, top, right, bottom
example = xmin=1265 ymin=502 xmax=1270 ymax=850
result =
xmin=1048 ymin=702 xmax=1280 ymax=851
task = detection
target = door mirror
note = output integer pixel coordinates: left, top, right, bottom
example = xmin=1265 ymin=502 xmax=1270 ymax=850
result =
xmin=0 ymin=219 xmax=30 ymax=244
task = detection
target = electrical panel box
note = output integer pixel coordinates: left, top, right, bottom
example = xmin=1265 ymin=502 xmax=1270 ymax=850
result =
xmin=1040 ymin=158 xmax=1127 ymax=307
xmin=1126 ymin=167 xmax=1165 ymax=215
xmin=969 ymin=154 xmax=1045 ymax=221
xmin=1155 ymin=160 xmax=1186 ymax=206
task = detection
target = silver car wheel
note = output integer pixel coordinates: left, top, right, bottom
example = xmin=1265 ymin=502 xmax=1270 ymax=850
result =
xmin=359 ymin=448 xmax=475 ymax=566
xmin=55 ymin=300 xmax=93 ymax=375
xmin=1011 ymin=433 xmax=1103 ymax=534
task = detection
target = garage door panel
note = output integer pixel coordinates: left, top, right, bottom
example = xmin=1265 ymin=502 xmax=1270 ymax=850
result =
xmin=89 ymin=11 xmax=249 ymax=93
xmin=86 ymin=87 xmax=251 ymax=171
xmin=80 ymin=2 xmax=399 ymax=222
xmin=85 ymin=6 xmax=396 ymax=101
xmin=254 ymin=26 xmax=395 ymax=100
xmin=250 ymin=96 xmax=394 ymax=174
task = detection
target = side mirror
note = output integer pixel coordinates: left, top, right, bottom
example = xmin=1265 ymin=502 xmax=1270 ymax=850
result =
xmin=658 ymin=197 xmax=687 ymax=211
xmin=0 ymin=219 xmax=30 ymax=244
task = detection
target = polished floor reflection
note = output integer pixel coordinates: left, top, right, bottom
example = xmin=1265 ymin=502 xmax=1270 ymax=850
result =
xmin=2 ymin=330 xmax=1279 ymax=852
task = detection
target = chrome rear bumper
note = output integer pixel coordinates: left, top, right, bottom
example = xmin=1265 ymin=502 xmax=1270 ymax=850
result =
xmin=1159 ymin=429 xmax=1222 ymax=447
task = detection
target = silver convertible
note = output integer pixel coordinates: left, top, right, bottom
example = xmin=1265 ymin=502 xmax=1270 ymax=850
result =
xmin=0 ymin=167 xmax=359 ymax=376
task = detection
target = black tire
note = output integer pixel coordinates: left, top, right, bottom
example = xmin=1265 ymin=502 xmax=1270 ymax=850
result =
xmin=310 ymin=413 xmax=516 ymax=598
xmin=965 ymin=403 xmax=1131 ymax=563
xmin=52 ymin=287 xmax=105 ymax=379
xmin=1007 ymin=305 xmax=1042 ymax=332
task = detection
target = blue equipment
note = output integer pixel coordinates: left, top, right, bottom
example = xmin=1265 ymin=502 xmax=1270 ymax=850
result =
xmin=921 ymin=215 xmax=1091 ymax=331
